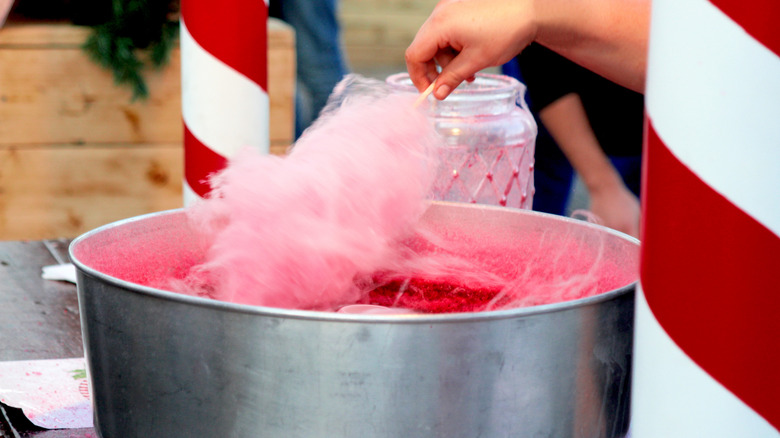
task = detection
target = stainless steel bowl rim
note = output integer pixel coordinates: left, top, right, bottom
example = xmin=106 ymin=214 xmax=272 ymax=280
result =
xmin=69 ymin=203 xmax=639 ymax=324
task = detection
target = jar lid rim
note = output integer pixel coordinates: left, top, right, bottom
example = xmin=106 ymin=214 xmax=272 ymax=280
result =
xmin=386 ymin=72 xmax=522 ymax=97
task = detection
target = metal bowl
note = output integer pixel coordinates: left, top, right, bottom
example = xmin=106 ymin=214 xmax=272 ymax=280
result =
xmin=71 ymin=202 xmax=638 ymax=438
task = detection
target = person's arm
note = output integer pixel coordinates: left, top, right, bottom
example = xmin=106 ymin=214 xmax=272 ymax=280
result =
xmin=405 ymin=0 xmax=650 ymax=100
xmin=539 ymin=93 xmax=640 ymax=237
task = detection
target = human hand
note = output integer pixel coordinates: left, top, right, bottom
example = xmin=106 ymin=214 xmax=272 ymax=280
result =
xmin=405 ymin=0 xmax=537 ymax=100
xmin=589 ymin=184 xmax=641 ymax=239
xmin=1 ymin=0 xmax=14 ymax=28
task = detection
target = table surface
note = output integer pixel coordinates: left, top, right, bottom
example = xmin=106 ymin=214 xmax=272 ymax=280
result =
xmin=0 ymin=239 xmax=97 ymax=437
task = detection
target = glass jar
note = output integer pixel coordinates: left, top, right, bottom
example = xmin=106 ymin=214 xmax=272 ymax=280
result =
xmin=387 ymin=73 xmax=537 ymax=209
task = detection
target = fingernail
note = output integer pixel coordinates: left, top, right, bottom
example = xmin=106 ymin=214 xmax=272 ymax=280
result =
xmin=435 ymin=84 xmax=451 ymax=100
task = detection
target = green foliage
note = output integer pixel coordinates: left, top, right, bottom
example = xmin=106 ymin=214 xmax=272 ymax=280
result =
xmin=70 ymin=368 xmax=87 ymax=380
xmin=82 ymin=0 xmax=179 ymax=100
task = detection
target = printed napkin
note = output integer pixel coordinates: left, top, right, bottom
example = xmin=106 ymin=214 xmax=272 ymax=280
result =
xmin=0 ymin=358 xmax=92 ymax=429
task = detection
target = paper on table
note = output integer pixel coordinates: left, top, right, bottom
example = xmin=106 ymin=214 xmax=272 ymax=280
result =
xmin=0 ymin=358 xmax=93 ymax=429
xmin=42 ymin=263 xmax=77 ymax=284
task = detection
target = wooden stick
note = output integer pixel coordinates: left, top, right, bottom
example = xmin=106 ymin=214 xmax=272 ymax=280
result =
xmin=413 ymin=82 xmax=436 ymax=108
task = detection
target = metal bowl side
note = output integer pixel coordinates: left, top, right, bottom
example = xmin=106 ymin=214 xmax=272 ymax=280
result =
xmin=71 ymin=203 xmax=637 ymax=438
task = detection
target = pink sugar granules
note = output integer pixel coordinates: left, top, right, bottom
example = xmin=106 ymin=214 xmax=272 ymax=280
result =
xmin=359 ymin=224 xmax=637 ymax=313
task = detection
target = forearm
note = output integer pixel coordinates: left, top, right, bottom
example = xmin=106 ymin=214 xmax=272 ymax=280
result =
xmin=534 ymin=0 xmax=650 ymax=93
xmin=539 ymin=93 xmax=641 ymax=237
xmin=405 ymin=0 xmax=651 ymax=98
xmin=539 ymin=94 xmax=624 ymax=192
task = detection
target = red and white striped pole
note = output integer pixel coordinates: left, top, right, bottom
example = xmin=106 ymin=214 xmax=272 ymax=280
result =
xmin=633 ymin=0 xmax=779 ymax=436
xmin=180 ymin=0 xmax=269 ymax=205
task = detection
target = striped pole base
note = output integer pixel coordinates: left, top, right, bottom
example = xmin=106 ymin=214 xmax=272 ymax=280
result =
xmin=633 ymin=0 xmax=780 ymax=436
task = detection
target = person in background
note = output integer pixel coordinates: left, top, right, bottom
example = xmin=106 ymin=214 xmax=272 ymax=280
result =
xmin=516 ymin=44 xmax=643 ymax=237
xmin=270 ymin=0 xmax=349 ymax=138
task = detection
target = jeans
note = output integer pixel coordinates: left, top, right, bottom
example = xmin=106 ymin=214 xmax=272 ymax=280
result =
xmin=270 ymin=0 xmax=348 ymax=138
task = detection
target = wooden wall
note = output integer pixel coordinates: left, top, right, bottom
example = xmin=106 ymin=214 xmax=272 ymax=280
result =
xmin=0 ymin=19 xmax=295 ymax=240
xmin=340 ymin=0 xmax=437 ymax=69
xmin=0 ymin=0 xmax=436 ymax=241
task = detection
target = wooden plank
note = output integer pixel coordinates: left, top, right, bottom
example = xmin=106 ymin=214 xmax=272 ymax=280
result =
xmin=341 ymin=13 xmax=426 ymax=43
xmin=340 ymin=0 xmax=436 ymax=15
xmin=0 ymin=21 xmax=295 ymax=239
xmin=0 ymin=144 xmax=184 ymax=240
xmin=343 ymin=45 xmax=411 ymax=69
xmin=0 ymin=240 xmax=83 ymax=361
xmin=270 ymin=143 xmax=290 ymax=156
xmin=339 ymin=0 xmax=436 ymax=67
xmin=0 ymin=21 xmax=295 ymax=147
xmin=268 ymin=17 xmax=295 ymax=46
xmin=0 ymin=46 xmax=182 ymax=145
xmin=41 ymin=238 xmax=71 ymax=264
xmin=0 ymin=23 xmax=90 ymax=47
xmin=0 ymin=238 xmax=95 ymax=436
xmin=0 ymin=141 xmax=296 ymax=240
xmin=268 ymin=18 xmax=295 ymax=148
xmin=0 ymin=19 xmax=295 ymax=55
xmin=0 ymin=405 xmax=14 ymax=438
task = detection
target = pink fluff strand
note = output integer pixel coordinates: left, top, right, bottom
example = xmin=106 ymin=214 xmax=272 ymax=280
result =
xmin=181 ymin=92 xmax=442 ymax=310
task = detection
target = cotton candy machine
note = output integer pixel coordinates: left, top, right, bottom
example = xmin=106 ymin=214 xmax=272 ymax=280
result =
xmin=71 ymin=202 xmax=638 ymax=438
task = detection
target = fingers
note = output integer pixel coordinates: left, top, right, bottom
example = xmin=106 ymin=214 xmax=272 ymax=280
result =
xmin=432 ymin=49 xmax=484 ymax=99
xmin=408 ymin=49 xmax=482 ymax=100
xmin=406 ymin=3 xmax=466 ymax=93
xmin=433 ymin=47 xmax=457 ymax=71
xmin=405 ymin=8 xmax=493 ymax=98
xmin=406 ymin=61 xmax=437 ymax=92
xmin=405 ymin=53 xmax=435 ymax=92
xmin=406 ymin=21 xmax=441 ymax=92
xmin=425 ymin=62 xmax=439 ymax=87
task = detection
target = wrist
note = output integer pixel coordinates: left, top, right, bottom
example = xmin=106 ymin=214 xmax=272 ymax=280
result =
xmin=582 ymin=168 xmax=625 ymax=195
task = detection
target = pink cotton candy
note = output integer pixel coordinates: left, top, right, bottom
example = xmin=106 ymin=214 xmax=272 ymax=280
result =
xmin=177 ymin=93 xmax=442 ymax=310
xmin=358 ymin=215 xmax=638 ymax=313
xmin=154 ymin=77 xmax=638 ymax=314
